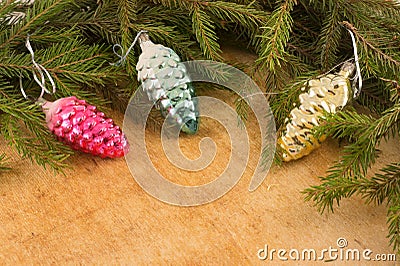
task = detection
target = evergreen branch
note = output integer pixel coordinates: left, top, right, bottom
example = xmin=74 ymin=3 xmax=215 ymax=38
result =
xmin=149 ymin=0 xmax=268 ymax=56
xmin=0 ymin=96 xmax=42 ymax=122
xmin=97 ymin=78 xmax=135 ymax=112
xmin=357 ymin=79 xmax=393 ymax=114
xmin=33 ymin=39 xmax=119 ymax=87
xmin=25 ymin=28 xmax=79 ymax=45
xmin=293 ymin=19 xmax=319 ymax=37
xmin=374 ymin=103 xmax=400 ymax=139
xmin=50 ymin=54 xmax=104 ymax=70
xmin=233 ymin=74 xmax=265 ymax=125
xmin=51 ymin=74 xmax=108 ymax=108
xmin=287 ymin=42 xmax=316 ymax=62
xmin=350 ymin=0 xmax=400 ymax=20
xmin=136 ymin=6 xmax=191 ymax=31
xmin=313 ymin=110 xmax=374 ymax=142
xmin=55 ymin=1 xmax=120 ymax=43
xmin=384 ymin=79 xmax=400 ymax=104
xmin=351 ymin=0 xmax=400 ymax=37
xmin=360 ymin=162 xmax=400 ymax=206
xmin=303 ymin=162 xmax=400 ymax=212
xmin=49 ymin=66 xmax=108 ymax=85
xmin=191 ymin=5 xmax=222 ymax=60
xmin=0 ymin=2 xmax=21 ymax=26
xmin=117 ymin=0 xmax=137 ymax=36
xmin=201 ymin=1 xmax=267 ymax=29
xmin=314 ymin=104 xmax=400 ymax=180
xmin=0 ymin=82 xmax=73 ymax=173
xmin=41 ymin=47 xmax=79 ymax=66
xmin=342 ymin=21 xmax=400 ymax=68
xmin=303 ymin=172 xmax=360 ymax=213
xmin=129 ymin=23 xmax=199 ymax=60
xmin=0 ymin=153 xmax=11 ymax=171
xmin=200 ymin=1 xmax=268 ymax=51
xmin=116 ymin=0 xmax=138 ymax=75
xmin=387 ymin=199 xmax=400 ymax=254
xmin=234 ymin=94 xmax=249 ymax=125
xmin=0 ymin=113 xmax=71 ymax=173
xmin=151 ymin=0 xmax=193 ymax=10
xmin=0 ymin=0 xmax=68 ymax=49
xmin=303 ymin=162 xmax=400 ymax=253
xmin=0 ymin=49 xmax=35 ymax=78
xmin=318 ymin=4 xmax=342 ymax=69
xmin=256 ymin=0 xmax=297 ymax=71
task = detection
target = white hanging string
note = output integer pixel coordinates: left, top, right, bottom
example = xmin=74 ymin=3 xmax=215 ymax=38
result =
xmin=111 ymin=30 xmax=147 ymax=66
xmin=347 ymin=29 xmax=362 ymax=97
xmin=20 ymin=35 xmax=56 ymax=100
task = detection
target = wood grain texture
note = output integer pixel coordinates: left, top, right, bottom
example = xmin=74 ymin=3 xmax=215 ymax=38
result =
xmin=0 ymin=47 xmax=399 ymax=265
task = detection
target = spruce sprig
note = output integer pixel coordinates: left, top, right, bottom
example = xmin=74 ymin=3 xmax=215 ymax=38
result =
xmin=303 ymin=162 xmax=400 ymax=252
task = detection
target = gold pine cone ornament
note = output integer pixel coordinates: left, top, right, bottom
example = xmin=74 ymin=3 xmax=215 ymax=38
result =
xmin=278 ymin=62 xmax=356 ymax=162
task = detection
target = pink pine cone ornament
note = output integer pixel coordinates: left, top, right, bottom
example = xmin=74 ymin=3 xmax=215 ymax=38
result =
xmin=42 ymin=96 xmax=129 ymax=158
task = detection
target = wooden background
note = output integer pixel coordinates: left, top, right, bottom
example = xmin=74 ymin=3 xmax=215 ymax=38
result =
xmin=0 ymin=46 xmax=399 ymax=265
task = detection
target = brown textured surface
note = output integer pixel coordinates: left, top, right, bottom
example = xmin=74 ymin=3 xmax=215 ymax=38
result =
xmin=0 ymin=47 xmax=399 ymax=264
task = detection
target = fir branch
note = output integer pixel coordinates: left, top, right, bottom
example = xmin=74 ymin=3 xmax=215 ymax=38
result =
xmin=234 ymin=74 xmax=264 ymax=125
xmin=51 ymin=74 xmax=108 ymax=108
xmin=360 ymin=163 xmax=400 ymax=206
xmin=151 ymin=0 xmax=193 ymax=9
xmin=342 ymin=21 xmax=400 ymax=69
xmin=357 ymin=78 xmax=393 ymax=115
xmin=201 ymin=1 xmax=267 ymax=29
xmin=286 ymin=42 xmax=316 ymax=63
xmin=256 ymin=0 xmax=297 ymax=71
xmin=0 ymin=78 xmax=73 ymax=174
xmin=303 ymin=162 xmax=400 ymax=253
xmin=318 ymin=4 xmax=342 ymax=70
xmin=303 ymin=162 xmax=400 ymax=211
xmin=116 ymin=0 xmax=138 ymax=75
xmin=130 ymin=23 xmax=199 ymax=60
xmin=136 ymin=6 xmax=191 ymax=32
xmin=387 ymin=199 xmax=400 ymax=254
xmin=54 ymin=0 xmax=120 ymax=43
xmin=314 ymin=104 xmax=400 ymax=180
xmin=0 ymin=153 xmax=11 ymax=171
xmin=0 ymin=113 xmax=71 ymax=173
xmin=191 ymin=5 xmax=222 ymax=60
xmin=35 ymin=39 xmax=119 ymax=87
xmin=98 ymin=78 xmax=135 ymax=112
xmin=313 ymin=110 xmax=374 ymax=142
xmin=303 ymin=171 xmax=359 ymax=213
xmin=385 ymin=79 xmax=400 ymax=104
xmin=0 ymin=0 xmax=70 ymax=49
xmin=234 ymin=94 xmax=249 ymax=126
xmin=0 ymin=52 xmax=32 ymax=78
xmin=349 ymin=0 xmax=400 ymax=22
xmin=199 ymin=1 xmax=268 ymax=51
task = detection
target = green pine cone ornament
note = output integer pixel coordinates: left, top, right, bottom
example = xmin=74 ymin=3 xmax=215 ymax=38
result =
xmin=278 ymin=62 xmax=355 ymax=162
xmin=136 ymin=33 xmax=199 ymax=134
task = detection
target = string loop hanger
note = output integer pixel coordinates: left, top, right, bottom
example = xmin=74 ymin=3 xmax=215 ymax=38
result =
xmin=341 ymin=21 xmax=362 ymax=98
xmin=111 ymin=30 xmax=148 ymax=66
xmin=21 ymin=35 xmax=56 ymax=102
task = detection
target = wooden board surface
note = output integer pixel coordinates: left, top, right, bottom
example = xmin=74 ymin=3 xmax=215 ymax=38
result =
xmin=1 ymin=47 xmax=399 ymax=265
